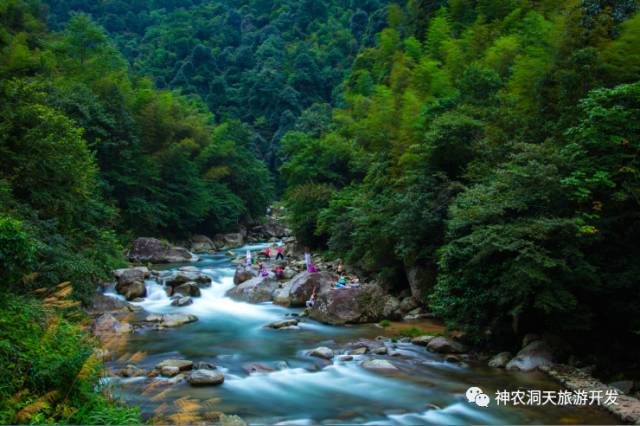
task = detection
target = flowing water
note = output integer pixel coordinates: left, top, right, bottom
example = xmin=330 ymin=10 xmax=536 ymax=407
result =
xmin=104 ymin=243 xmax=618 ymax=425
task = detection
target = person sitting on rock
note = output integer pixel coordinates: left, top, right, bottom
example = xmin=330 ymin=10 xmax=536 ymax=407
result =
xmin=273 ymin=264 xmax=284 ymax=280
xmin=335 ymin=273 xmax=347 ymax=288
xmin=260 ymin=264 xmax=269 ymax=277
xmin=308 ymin=262 xmax=317 ymax=273
xmin=337 ymin=261 xmax=344 ymax=275
xmin=349 ymin=275 xmax=361 ymax=288
xmin=306 ymin=287 xmax=317 ymax=308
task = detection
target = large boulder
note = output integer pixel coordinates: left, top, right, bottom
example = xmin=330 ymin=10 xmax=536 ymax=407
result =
xmin=272 ymin=282 xmax=293 ymax=306
xmin=92 ymin=313 xmax=132 ymax=336
xmin=127 ymin=238 xmax=197 ymax=264
xmin=114 ymin=267 xmax=149 ymax=300
xmin=488 ymin=352 xmax=512 ymax=368
xmin=309 ymin=284 xmax=388 ymax=325
xmin=234 ymin=266 xmax=258 ymax=285
xmin=190 ymin=235 xmax=215 ymax=252
xmin=308 ymin=347 xmax=334 ymax=359
xmin=226 ymin=276 xmax=279 ymax=303
xmin=405 ymin=264 xmax=435 ymax=302
xmin=286 ymin=271 xmax=338 ymax=307
xmin=506 ymin=340 xmax=553 ymax=371
xmin=88 ymin=293 xmax=134 ymax=314
xmin=156 ymin=359 xmax=193 ymax=371
xmin=215 ymin=233 xmax=244 ymax=248
xmin=171 ymin=296 xmax=193 ymax=307
xmin=187 ymin=369 xmax=224 ymax=386
xmin=173 ymin=282 xmax=201 ymax=297
xmin=362 ymin=359 xmax=398 ymax=371
xmin=426 ymin=337 xmax=467 ymax=354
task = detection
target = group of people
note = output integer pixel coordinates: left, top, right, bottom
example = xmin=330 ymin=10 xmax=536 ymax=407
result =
xmin=334 ymin=262 xmax=360 ymax=288
xmin=245 ymin=242 xmax=288 ymax=279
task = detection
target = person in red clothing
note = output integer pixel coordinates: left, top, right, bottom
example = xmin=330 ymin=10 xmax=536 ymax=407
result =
xmin=274 ymin=264 xmax=284 ymax=280
xmin=264 ymin=246 xmax=271 ymax=259
xmin=276 ymin=245 xmax=285 ymax=260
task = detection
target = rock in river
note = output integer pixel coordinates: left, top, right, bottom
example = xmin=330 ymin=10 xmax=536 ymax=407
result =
xmin=173 ymin=282 xmax=201 ymax=297
xmin=234 ymin=265 xmax=258 ymax=285
xmin=156 ymin=359 xmax=193 ymax=371
xmin=166 ymin=272 xmax=212 ymax=288
xmin=145 ymin=313 xmax=198 ymax=328
xmin=264 ymin=319 xmax=299 ymax=329
xmin=187 ymin=369 xmax=225 ymax=386
xmin=411 ymin=335 xmax=435 ymax=346
xmin=92 ymin=313 xmax=132 ymax=336
xmin=114 ymin=267 xmax=149 ymax=300
xmin=426 ymin=336 xmax=467 ymax=354
xmin=127 ymin=237 xmax=198 ymax=264
xmin=308 ymin=346 xmax=334 ymax=359
xmin=280 ymin=271 xmax=338 ymax=307
xmin=226 ymin=276 xmax=279 ymax=303
xmin=362 ymin=359 xmax=398 ymax=371
xmin=171 ymin=296 xmax=193 ymax=307
xmin=309 ymin=283 xmax=388 ymax=325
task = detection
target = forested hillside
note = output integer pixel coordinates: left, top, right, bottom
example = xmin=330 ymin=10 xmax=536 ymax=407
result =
xmin=280 ymin=0 xmax=640 ymax=364
xmin=43 ymin=0 xmax=395 ymax=175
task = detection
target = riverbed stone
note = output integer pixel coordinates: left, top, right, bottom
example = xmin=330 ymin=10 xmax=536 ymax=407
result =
xmin=349 ymin=347 xmax=368 ymax=355
xmin=506 ymin=340 xmax=553 ymax=371
xmin=171 ymin=296 xmax=193 ymax=307
xmin=362 ymin=359 xmax=398 ymax=371
xmin=426 ymin=337 xmax=467 ymax=354
xmin=174 ymin=282 xmax=201 ymax=297
xmin=264 ymin=319 xmax=299 ymax=329
xmin=411 ymin=335 xmax=436 ymax=346
xmin=272 ymin=282 xmax=293 ymax=306
xmin=161 ymin=365 xmax=181 ymax=377
xmin=226 ymin=276 xmax=279 ymax=303
xmin=92 ymin=313 xmax=132 ymax=336
xmin=179 ymin=266 xmax=200 ymax=272
xmin=115 ymin=275 xmax=147 ymax=301
xmin=243 ymin=363 xmax=275 ymax=374
xmin=190 ymin=235 xmax=215 ymax=252
xmin=187 ymin=369 xmax=224 ymax=386
xmin=234 ymin=265 xmax=258 ymax=284
xmin=156 ymin=359 xmax=193 ymax=371
xmin=308 ymin=346 xmax=334 ymax=359
xmin=166 ymin=272 xmax=212 ymax=287
xmin=145 ymin=313 xmax=198 ymax=328
xmin=488 ymin=352 xmax=512 ymax=368
xmin=127 ymin=237 xmax=198 ymax=263
xmin=119 ymin=364 xmax=145 ymax=377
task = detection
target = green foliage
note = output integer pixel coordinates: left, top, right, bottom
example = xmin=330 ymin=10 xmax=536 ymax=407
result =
xmin=281 ymin=0 xmax=640 ymax=357
xmin=0 ymin=215 xmax=36 ymax=287
xmin=0 ymin=296 xmax=141 ymax=424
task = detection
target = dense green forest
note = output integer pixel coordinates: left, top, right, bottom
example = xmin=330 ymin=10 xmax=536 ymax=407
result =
xmin=280 ymin=0 xmax=640 ymax=363
xmin=1 ymin=0 xmax=640 ymax=423
xmin=43 ymin=0 xmax=394 ymax=175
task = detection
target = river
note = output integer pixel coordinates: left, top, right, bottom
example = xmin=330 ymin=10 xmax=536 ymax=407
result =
xmin=103 ymin=243 xmax=618 ymax=425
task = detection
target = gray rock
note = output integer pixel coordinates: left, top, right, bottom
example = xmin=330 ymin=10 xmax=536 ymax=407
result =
xmin=488 ymin=352 xmax=512 ymax=368
xmin=264 ymin=319 xmax=299 ymax=329
xmin=372 ymin=346 xmax=389 ymax=355
xmin=287 ymin=271 xmax=338 ymax=307
xmin=179 ymin=266 xmax=199 ymax=272
xmin=92 ymin=313 xmax=132 ymax=336
xmin=127 ymin=237 xmax=197 ymax=264
xmin=187 ymin=369 xmax=224 ymax=386
xmin=405 ymin=264 xmax=435 ymax=302
xmin=382 ymin=296 xmax=402 ymax=320
xmin=309 ymin=284 xmax=388 ymax=325
xmin=339 ymin=355 xmax=354 ymax=361
xmin=166 ymin=272 xmax=212 ymax=288
xmin=155 ymin=359 xmax=193 ymax=371
xmin=427 ymin=337 xmax=467 ymax=354
xmin=194 ymin=362 xmax=216 ymax=370
xmin=226 ymin=276 xmax=279 ymax=303
xmin=522 ymin=333 xmax=541 ymax=348
xmin=272 ymin=282 xmax=293 ymax=306
xmin=88 ymin=293 xmax=134 ymax=314
xmin=119 ymin=364 xmax=145 ymax=377
xmin=144 ymin=313 xmax=198 ymax=328
xmin=506 ymin=340 xmax=553 ymax=371
xmin=411 ymin=335 xmax=435 ymax=346
xmin=243 ymin=363 xmax=275 ymax=374
xmin=349 ymin=347 xmax=368 ymax=355
xmin=308 ymin=346 xmax=334 ymax=359
xmin=161 ymin=365 xmax=181 ymax=377
xmin=171 ymin=296 xmax=193 ymax=307
xmin=173 ymin=282 xmax=201 ymax=297
xmin=362 ymin=359 xmax=398 ymax=371
xmin=234 ymin=266 xmax=258 ymax=285
xmin=113 ymin=266 xmax=150 ymax=281
xmin=190 ymin=235 xmax=215 ymax=253
xmin=115 ymin=271 xmax=147 ymax=300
